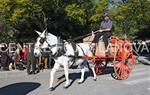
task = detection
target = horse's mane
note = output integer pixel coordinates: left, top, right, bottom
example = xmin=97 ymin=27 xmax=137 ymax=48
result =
xmin=47 ymin=33 xmax=56 ymax=38
xmin=46 ymin=32 xmax=59 ymax=45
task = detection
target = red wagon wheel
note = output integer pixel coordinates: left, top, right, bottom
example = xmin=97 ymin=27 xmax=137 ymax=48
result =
xmin=114 ymin=59 xmax=133 ymax=80
xmin=95 ymin=60 xmax=107 ymax=75
xmin=114 ymin=41 xmax=134 ymax=80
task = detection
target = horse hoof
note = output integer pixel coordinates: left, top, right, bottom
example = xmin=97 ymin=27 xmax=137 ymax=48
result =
xmin=78 ymin=81 xmax=83 ymax=84
xmin=93 ymin=78 xmax=97 ymax=81
xmin=63 ymin=85 xmax=69 ymax=89
xmin=49 ymin=87 xmax=55 ymax=91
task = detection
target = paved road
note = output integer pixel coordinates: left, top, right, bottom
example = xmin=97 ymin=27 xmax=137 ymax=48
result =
xmin=0 ymin=63 xmax=150 ymax=95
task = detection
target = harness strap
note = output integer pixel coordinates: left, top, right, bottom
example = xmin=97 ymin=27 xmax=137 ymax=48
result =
xmin=71 ymin=42 xmax=78 ymax=57
xmin=53 ymin=43 xmax=66 ymax=58
xmin=68 ymin=43 xmax=87 ymax=69
xmin=77 ymin=44 xmax=86 ymax=56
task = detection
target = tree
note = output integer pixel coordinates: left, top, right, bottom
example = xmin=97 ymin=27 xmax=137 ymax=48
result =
xmin=108 ymin=0 xmax=150 ymax=39
xmin=0 ymin=0 xmax=43 ymax=42
xmin=0 ymin=0 xmax=149 ymax=42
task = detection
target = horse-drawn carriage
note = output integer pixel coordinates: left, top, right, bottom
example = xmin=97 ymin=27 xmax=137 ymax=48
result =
xmin=83 ymin=35 xmax=134 ymax=80
xmin=34 ymin=29 xmax=135 ymax=90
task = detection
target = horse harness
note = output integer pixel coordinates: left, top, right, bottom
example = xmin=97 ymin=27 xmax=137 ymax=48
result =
xmin=39 ymin=37 xmax=87 ymax=68
xmin=40 ymin=36 xmax=86 ymax=60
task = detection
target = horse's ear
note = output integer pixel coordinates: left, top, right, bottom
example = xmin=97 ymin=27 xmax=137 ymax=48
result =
xmin=44 ymin=28 xmax=47 ymax=32
xmin=35 ymin=30 xmax=41 ymax=35
xmin=44 ymin=28 xmax=48 ymax=36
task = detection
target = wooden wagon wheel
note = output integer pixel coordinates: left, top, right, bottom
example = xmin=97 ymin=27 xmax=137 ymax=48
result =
xmin=113 ymin=42 xmax=134 ymax=80
xmin=95 ymin=60 xmax=107 ymax=75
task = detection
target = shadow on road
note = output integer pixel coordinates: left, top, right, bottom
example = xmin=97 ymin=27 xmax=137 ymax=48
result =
xmin=0 ymin=82 xmax=41 ymax=95
xmin=103 ymin=66 xmax=120 ymax=80
xmin=54 ymin=67 xmax=115 ymax=89
xmin=103 ymin=66 xmax=114 ymax=75
xmin=55 ymin=70 xmax=97 ymax=89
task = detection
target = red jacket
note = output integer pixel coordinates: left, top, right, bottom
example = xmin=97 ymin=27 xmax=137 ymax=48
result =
xmin=22 ymin=47 xmax=27 ymax=63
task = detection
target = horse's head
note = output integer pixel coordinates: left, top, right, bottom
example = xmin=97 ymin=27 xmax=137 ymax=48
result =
xmin=34 ymin=29 xmax=58 ymax=57
xmin=34 ymin=29 xmax=48 ymax=56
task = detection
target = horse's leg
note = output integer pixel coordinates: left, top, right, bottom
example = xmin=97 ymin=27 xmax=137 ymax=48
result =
xmin=78 ymin=67 xmax=86 ymax=84
xmin=88 ymin=60 xmax=97 ymax=81
xmin=74 ymin=59 xmax=85 ymax=84
xmin=75 ymin=59 xmax=86 ymax=84
xmin=91 ymin=66 xmax=97 ymax=81
xmin=63 ymin=62 xmax=70 ymax=88
xmin=49 ymin=62 xmax=60 ymax=91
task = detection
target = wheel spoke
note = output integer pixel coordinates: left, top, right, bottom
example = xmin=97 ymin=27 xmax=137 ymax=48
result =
xmin=95 ymin=60 xmax=107 ymax=75
xmin=114 ymin=60 xmax=133 ymax=80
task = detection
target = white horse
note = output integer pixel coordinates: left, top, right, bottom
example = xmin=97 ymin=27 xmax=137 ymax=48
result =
xmin=34 ymin=29 xmax=97 ymax=91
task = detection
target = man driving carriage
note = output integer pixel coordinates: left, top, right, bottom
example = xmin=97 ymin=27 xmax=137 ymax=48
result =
xmin=91 ymin=13 xmax=112 ymax=54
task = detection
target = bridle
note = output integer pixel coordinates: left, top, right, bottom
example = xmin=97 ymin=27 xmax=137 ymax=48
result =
xmin=37 ymin=36 xmax=56 ymax=49
xmin=35 ymin=36 xmax=66 ymax=58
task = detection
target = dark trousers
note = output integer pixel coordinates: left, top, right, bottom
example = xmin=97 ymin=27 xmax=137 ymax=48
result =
xmin=92 ymin=32 xmax=111 ymax=48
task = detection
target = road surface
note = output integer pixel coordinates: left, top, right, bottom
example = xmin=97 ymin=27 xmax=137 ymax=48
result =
xmin=0 ymin=63 xmax=150 ymax=95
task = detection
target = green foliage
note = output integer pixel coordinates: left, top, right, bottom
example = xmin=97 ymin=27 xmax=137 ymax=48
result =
xmin=0 ymin=31 xmax=16 ymax=43
xmin=0 ymin=0 xmax=150 ymax=42
xmin=107 ymin=0 xmax=150 ymax=39
xmin=0 ymin=0 xmax=42 ymax=23
xmin=65 ymin=4 xmax=86 ymax=25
